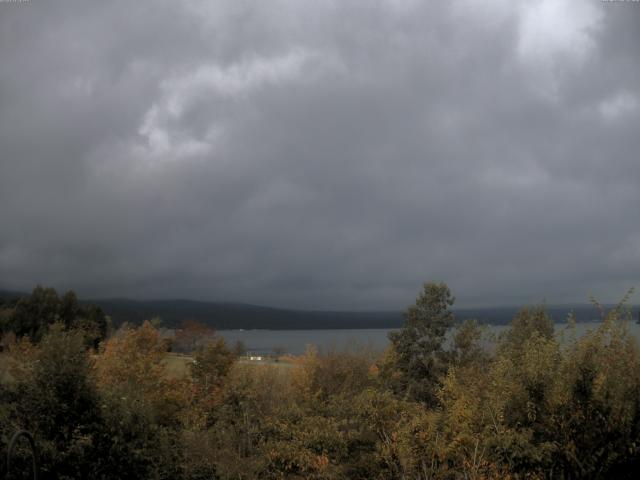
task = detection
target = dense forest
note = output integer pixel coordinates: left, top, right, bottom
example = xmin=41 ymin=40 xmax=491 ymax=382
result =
xmin=1 ymin=283 xmax=640 ymax=479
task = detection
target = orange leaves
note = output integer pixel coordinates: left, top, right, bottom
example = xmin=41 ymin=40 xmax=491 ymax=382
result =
xmin=174 ymin=320 xmax=215 ymax=353
xmin=96 ymin=320 xmax=166 ymax=388
xmin=94 ymin=321 xmax=189 ymax=426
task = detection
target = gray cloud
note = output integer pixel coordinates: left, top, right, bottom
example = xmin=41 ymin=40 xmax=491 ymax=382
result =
xmin=1 ymin=0 xmax=639 ymax=309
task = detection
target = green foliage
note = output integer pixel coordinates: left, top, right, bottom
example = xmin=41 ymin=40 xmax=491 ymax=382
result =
xmin=386 ymin=281 xmax=455 ymax=405
xmin=92 ymin=393 xmax=184 ymax=480
xmin=451 ymin=319 xmax=488 ymax=369
xmin=501 ymin=305 xmax=554 ymax=351
xmin=9 ymin=286 xmax=62 ymax=342
xmin=2 ymin=325 xmax=101 ymax=479
xmin=1 ymin=286 xmax=108 ymax=347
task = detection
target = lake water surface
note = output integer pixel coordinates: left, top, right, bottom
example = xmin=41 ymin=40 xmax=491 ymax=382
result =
xmin=217 ymin=321 xmax=640 ymax=356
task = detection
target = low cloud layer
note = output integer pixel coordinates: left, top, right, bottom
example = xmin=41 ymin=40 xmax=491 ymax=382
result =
xmin=1 ymin=0 xmax=639 ymax=309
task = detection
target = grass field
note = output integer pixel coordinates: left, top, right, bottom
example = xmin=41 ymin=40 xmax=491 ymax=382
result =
xmin=163 ymin=353 xmax=194 ymax=378
xmin=163 ymin=352 xmax=294 ymax=378
xmin=0 ymin=351 xmax=292 ymax=384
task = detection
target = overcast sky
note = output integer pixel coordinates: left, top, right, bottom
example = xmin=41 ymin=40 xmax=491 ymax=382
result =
xmin=0 ymin=0 xmax=639 ymax=309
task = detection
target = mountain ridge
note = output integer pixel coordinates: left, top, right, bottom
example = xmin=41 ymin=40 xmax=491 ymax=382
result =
xmin=3 ymin=288 xmax=636 ymax=329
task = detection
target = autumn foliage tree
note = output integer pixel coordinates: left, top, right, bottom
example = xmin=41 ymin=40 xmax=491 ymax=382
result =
xmin=93 ymin=321 xmax=187 ymax=479
xmin=3 ymin=283 xmax=640 ymax=479
xmin=174 ymin=320 xmax=216 ymax=353
xmin=191 ymin=338 xmax=235 ymax=391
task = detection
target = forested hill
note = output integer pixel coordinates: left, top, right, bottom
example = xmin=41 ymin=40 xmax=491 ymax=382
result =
xmin=2 ymin=289 xmax=635 ymax=329
xmin=85 ymin=298 xmax=404 ymax=329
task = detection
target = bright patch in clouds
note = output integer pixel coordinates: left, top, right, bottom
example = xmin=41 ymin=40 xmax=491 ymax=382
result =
xmin=516 ymin=0 xmax=603 ymax=96
xmin=599 ymin=91 xmax=639 ymax=122
xmin=137 ymin=49 xmax=342 ymax=161
xmin=517 ymin=0 xmax=602 ymax=64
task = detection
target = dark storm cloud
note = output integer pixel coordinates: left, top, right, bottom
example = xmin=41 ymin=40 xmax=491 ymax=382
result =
xmin=1 ymin=0 xmax=639 ymax=309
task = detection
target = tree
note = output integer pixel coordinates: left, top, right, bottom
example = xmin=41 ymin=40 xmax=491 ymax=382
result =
xmin=93 ymin=321 xmax=186 ymax=479
xmin=10 ymin=324 xmax=101 ymax=479
xmin=451 ymin=318 xmax=487 ymax=369
xmin=191 ymin=338 xmax=235 ymax=393
xmin=4 ymin=286 xmax=108 ymax=348
xmin=292 ymin=345 xmax=375 ymax=403
xmin=59 ymin=290 xmax=81 ymax=328
xmin=501 ymin=306 xmax=553 ymax=352
xmin=71 ymin=304 xmax=109 ymax=350
xmin=232 ymin=340 xmax=247 ymax=357
xmin=385 ymin=281 xmax=455 ymax=405
xmin=174 ymin=320 xmax=215 ymax=353
xmin=9 ymin=286 xmax=61 ymax=342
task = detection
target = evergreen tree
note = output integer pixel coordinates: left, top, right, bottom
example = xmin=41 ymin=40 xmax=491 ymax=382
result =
xmin=386 ymin=281 xmax=455 ymax=405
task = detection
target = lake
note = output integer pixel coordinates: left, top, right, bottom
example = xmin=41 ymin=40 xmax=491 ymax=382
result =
xmin=217 ymin=321 xmax=640 ymax=356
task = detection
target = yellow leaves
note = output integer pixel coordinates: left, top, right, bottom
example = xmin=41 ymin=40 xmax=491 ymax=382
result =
xmin=290 ymin=345 xmax=318 ymax=400
xmin=520 ymin=334 xmax=559 ymax=380
xmin=563 ymin=314 xmax=640 ymax=405
xmin=264 ymin=440 xmax=332 ymax=478
xmin=7 ymin=299 xmax=639 ymax=479
xmin=290 ymin=345 xmax=376 ymax=403
xmin=591 ymin=371 xmax=607 ymax=398
xmin=96 ymin=320 xmax=167 ymax=390
xmin=420 ymin=307 xmax=638 ymax=476
xmin=2 ymin=333 xmax=38 ymax=383
xmin=94 ymin=321 xmax=189 ymax=424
